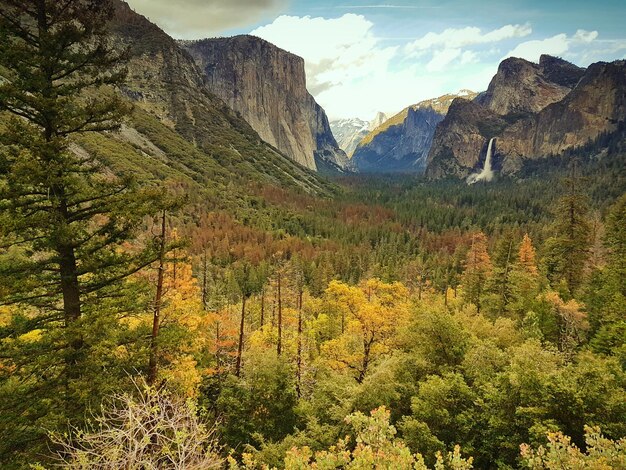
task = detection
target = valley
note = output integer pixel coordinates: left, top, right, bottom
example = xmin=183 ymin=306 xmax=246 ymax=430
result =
xmin=0 ymin=1 xmax=625 ymax=469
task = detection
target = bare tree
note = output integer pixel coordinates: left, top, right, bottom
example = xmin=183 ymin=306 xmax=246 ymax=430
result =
xmin=50 ymin=380 xmax=222 ymax=469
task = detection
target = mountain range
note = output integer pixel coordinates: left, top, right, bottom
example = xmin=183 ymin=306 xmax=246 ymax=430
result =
xmin=33 ymin=1 xmax=625 ymax=188
xmin=351 ymin=91 xmax=478 ymax=173
xmin=330 ymin=112 xmax=388 ymax=157
xmin=426 ymin=55 xmax=626 ymax=179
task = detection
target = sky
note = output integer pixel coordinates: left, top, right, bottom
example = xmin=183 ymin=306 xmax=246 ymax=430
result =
xmin=125 ymin=0 xmax=626 ymax=120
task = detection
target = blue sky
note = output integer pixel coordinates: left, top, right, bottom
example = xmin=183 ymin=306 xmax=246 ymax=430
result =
xmin=126 ymin=0 xmax=626 ymax=119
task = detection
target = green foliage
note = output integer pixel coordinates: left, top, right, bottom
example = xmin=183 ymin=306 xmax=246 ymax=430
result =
xmin=520 ymin=426 xmax=626 ymax=469
xmin=212 ymin=350 xmax=298 ymax=451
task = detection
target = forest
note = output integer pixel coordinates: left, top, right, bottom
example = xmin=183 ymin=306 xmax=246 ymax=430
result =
xmin=0 ymin=1 xmax=625 ymax=469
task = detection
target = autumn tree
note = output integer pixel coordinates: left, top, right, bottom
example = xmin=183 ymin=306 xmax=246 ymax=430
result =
xmin=322 ymin=279 xmax=408 ymax=383
xmin=461 ymin=232 xmax=492 ymax=312
xmin=518 ymin=233 xmax=539 ymax=276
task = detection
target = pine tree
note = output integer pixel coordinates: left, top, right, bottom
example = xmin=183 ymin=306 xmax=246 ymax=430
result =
xmin=544 ymin=179 xmax=591 ymax=296
xmin=0 ymin=1 xmax=164 ymax=462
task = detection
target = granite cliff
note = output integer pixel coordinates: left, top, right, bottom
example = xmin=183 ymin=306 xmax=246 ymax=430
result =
xmin=89 ymin=1 xmax=332 ymax=195
xmin=181 ymin=35 xmax=351 ymax=172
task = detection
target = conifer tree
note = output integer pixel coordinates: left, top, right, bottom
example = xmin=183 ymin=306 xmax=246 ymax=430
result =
xmin=0 ymin=0 xmax=163 ymax=366
xmin=544 ymin=180 xmax=591 ymax=296
xmin=0 ymin=1 xmax=164 ymax=461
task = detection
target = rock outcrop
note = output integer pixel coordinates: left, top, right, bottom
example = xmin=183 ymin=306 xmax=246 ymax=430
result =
xmin=476 ymin=55 xmax=585 ymax=116
xmin=426 ymin=98 xmax=507 ymax=179
xmin=352 ymin=91 xmax=477 ymax=173
xmin=497 ymin=59 xmax=626 ymax=171
xmin=426 ymin=56 xmax=625 ymax=179
xmin=181 ymin=35 xmax=351 ymax=172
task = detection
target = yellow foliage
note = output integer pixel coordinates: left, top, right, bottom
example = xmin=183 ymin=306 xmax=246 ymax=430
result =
xmin=321 ymin=279 xmax=410 ymax=382
xmin=159 ymin=355 xmax=202 ymax=398
xmin=17 ymin=329 xmax=42 ymax=343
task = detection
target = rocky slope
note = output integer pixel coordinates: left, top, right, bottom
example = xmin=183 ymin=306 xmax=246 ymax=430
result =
xmin=426 ymin=98 xmax=507 ymax=179
xmin=97 ymin=2 xmax=332 ymax=195
xmin=352 ymin=91 xmax=477 ymax=173
xmin=181 ymin=35 xmax=352 ymax=173
xmin=497 ymin=59 xmax=626 ymax=172
xmin=426 ymin=56 xmax=625 ymax=179
xmin=330 ymin=112 xmax=388 ymax=157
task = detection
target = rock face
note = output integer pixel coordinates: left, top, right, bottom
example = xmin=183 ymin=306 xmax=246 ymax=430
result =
xmin=426 ymin=56 xmax=626 ymax=179
xmin=476 ymin=55 xmax=585 ymax=115
xmin=330 ymin=112 xmax=388 ymax=157
xmin=426 ymin=98 xmax=507 ymax=179
xmin=103 ymin=1 xmax=330 ymax=195
xmin=498 ymin=60 xmax=626 ymax=171
xmin=352 ymin=91 xmax=477 ymax=173
xmin=181 ymin=35 xmax=351 ymax=172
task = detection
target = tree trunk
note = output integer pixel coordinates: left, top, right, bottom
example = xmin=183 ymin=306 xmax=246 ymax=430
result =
xmin=148 ymin=210 xmax=166 ymax=386
xmin=235 ymin=296 xmax=246 ymax=377
xmin=277 ymin=272 xmax=283 ymax=356
xmin=260 ymin=287 xmax=265 ymax=327
xmin=499 ymin=241 xmax=513 ymax=316
xmin=54 ymin=187 xmax=83 ymax=380
xmin=358 ymin=336 xmax=373 ymax=384
xmin=201 ymin=248 xmax=208 ymax=310
xmin=296 ymin=289 xmax=303 ymax=398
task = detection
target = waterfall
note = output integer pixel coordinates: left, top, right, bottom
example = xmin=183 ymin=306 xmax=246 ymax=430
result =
xmin=467 ymin=137 xmax=495 ymax=184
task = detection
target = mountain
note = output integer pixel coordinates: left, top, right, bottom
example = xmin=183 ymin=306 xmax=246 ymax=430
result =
xmin=330 ymin=112 xmax=388 ymax=157
xmin=426 ymin=56 xmax=626 ymax=179
xmin=79 ymin=1 xmax=333 ymax=198
xmin=180 ymin=35 xmax=352 ymax=173
xmin=352 ymin=91 xmax=477 ymax=173
xmin=475 ymin=55 xmax=585 ymax=115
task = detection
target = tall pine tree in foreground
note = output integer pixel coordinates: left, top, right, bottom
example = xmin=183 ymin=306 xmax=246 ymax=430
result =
xmin=0 ymin=1 xmax=164 ymax=464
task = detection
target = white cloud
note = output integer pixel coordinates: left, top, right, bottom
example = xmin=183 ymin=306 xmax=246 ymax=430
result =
xmin=427 ymin=48 xmax=462 ymax=72
xmin=251 ymin=14 xmax=399 ymax=113
xmin=126 ymin=0 xmax=286 ymax=39
xmin=503 ymin=29 xmax=599 ymax=63
xmin=504 ymin=34 xmax=569 ymax=62
xmin=405 ymin=24 xmax=532 ymax=55
xmin=574 ymin=29 xmax=599 ymax=43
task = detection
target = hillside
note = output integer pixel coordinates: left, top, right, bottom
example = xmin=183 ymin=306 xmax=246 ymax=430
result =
xmin=104 ymin=2 xmax=334 ymax=196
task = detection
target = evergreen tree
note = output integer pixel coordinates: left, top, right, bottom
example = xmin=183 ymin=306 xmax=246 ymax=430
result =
xmin=544 ymin=180 xmax=591 ymax=296
xmin=0 ymin=1 xmax=163 ymax=463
